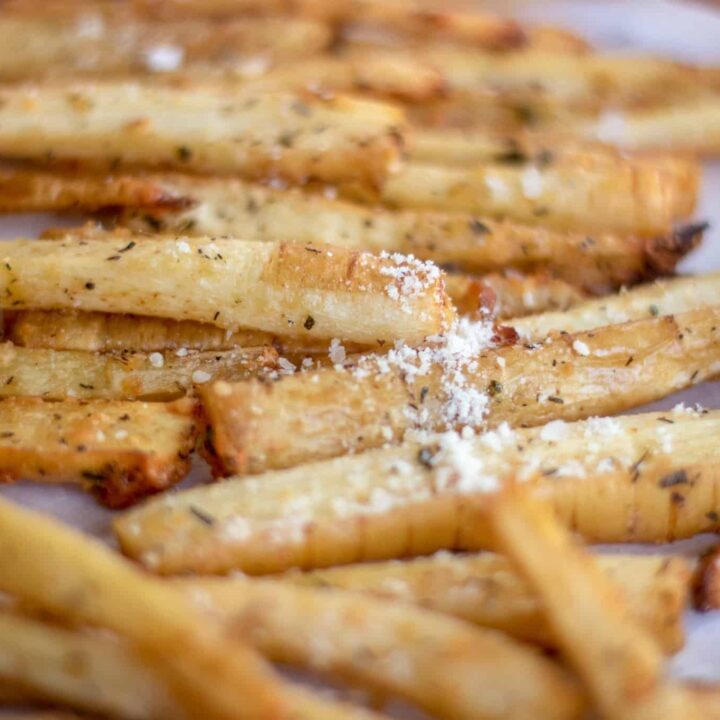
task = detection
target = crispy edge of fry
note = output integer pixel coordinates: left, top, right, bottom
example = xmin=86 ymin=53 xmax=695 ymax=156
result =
xmin=179 ymin=575 xmax=585 ymax=720
xmin=287 ymin=552 xmax=691 ymax=653
xmin=114 ymin=408 xmax=720 ymax=574
xmin=0 ymin=498 xmax=294 ymax=720
xmin=5 ymin=310 xmax=276 ymax=353
xmin=0 ymin=84 xmax=405 ymax=190
xmin=0 ymin=343 xmax=279 ymax=401
xmin=511 ymin=266 xmax=718 ymax=339
xmin=0 ymin=238 xmax=454 ymax=345
xmin=197 ymin=306 xmax=720 ymax=476
xmin=691 ymin=543 xmax=720 ymax=611
xmin=0 ymin=396 xmax=198 ymax=508
xmin=488 ymin=490 xmax=702 ymax=720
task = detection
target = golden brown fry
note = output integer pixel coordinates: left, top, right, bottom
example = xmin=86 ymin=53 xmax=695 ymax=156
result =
xmin=11 ymin=169 xmax=696 ymax=293
xmin=0 ymin=499 xmax=290 ymax=720
xmin=178 ymin=576 xmax=584 ymax=720
xmin=488 ymin=491 xmax=702 ymax=720
xmin=0 ymin=238 xmax=453 ymax=345
xmin=512 ymin=270 xmax=719 ymax=339
xmin=691 ymin=544 xmax=720 ymax=611
xmin=199 ymin=307 xmax=720 ymax=475
xmin=0 ymin=167 xmax=190 ymax=212
xmin=0 ymin=84 xmax=404 ymax=189
xmin=6 ymin=310 xmax=274 ymax=353
xmin=0 ymin=15 xmax=330 ymax=81
xmin=0 ymin=397 xmax=197 ymax=507
xmin=0 ymin=343 xmax=278 ymax=401
xmin=115 ymin=408 xmax=720 ymax=574
xmin=377 ymin=158 xmax=698 ymax=235
xmin=289 ymin=552 xmax=691 ymax=653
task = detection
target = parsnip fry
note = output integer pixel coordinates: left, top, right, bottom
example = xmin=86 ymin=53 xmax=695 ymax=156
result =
xmin=0 ymin=611 xmax=387 ymax=720
xmin=289 ymin=552 xmax=691 ymax=653
xmin=3 ymin=168 xmax=694 ymax=292
xmin=0 ymin=397 xmax=197 ymax=507
xmin=115 ymin=408 xmax=720 ymax=574
xmin=0 ymin=499 xmax=288 ymax=720
xmin=0 ymin=15 xmax=330 ymax=80
xmin=0 ymin=343 xmax=277 ymax=401
xmin=0 ymin=238 xmax=453 ymax=344
xmin=446 ymin=272 xmax=585 ymax=320
xmin=0 ymin=167 xmax=190 ymax=212
xmin=0 ymin=611 xmax=180 ymax=719
xmin=178 ymin=576 xmax=585 ymax=720
xmin=6 ymin=310 xmax=275 ymax=353
xmin=0 ymin=84 xmax=404 ymax=188
xmin=199 ymin=307 xmax=720 ymax=475
xmin=512 ymin=269 xmax=718 ymax=339
xmin=377 ymin=159 xmax=698 ymax=235
xmin=489 ymin=491 xmax=702 ymax=720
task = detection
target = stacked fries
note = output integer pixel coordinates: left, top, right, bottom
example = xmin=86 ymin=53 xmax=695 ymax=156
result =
xmin=0 ymin=1 xmax=718 ymax=718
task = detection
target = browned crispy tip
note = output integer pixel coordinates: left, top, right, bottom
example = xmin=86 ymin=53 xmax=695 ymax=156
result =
xmin=644 ymin=221 xmax=708 ymax=277
xmin=692 ymin=543 xmax=720 ymax=611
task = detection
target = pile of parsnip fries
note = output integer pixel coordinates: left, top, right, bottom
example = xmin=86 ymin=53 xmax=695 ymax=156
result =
xmin=0 ymin=1 xmax=719 ymax=718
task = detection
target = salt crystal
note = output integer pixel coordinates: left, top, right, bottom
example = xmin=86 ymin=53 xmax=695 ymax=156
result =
xmin=572 ymin=340 xmax=590 ymax=356
xmin=149 ymin=352 xmax=164 ymax=368
xmin=191 ymin=370 xmax=212 ymax=384
xmin=143 ymin=44 xmax=184 ymax=73
xmin=521 ymin=166 xmax=543 ymax=199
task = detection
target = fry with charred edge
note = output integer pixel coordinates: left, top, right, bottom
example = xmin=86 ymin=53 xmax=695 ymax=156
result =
xmin=287 ymin=553 xmax=691 ymax=653
xmin=0 ymin=343 xmax=278 ymax=401
xmin=446 ymin=272 xmax=585 ymax=320
xmin=0 ymin=499 xmax=289 ymax=720
xmin=0 ymin=238 xmax=453 ymax=344
xmin=0 ymin=612 xmax=389 ymax=720
xmin=0 ymin=15 xmax=330 ymax=81
xmin=512 ymin=268 xmax=718 ymax=338
xmin=376 ymin=159 xmax=698 ymax=235
xmin=114 ymin=408 xmax=720 ymax=574
xmin=176 ymin=576 xmax=584 ymax=720
xmin=198 ymin=307 xmax=720 ymax=476
xmin=691 ymin=544 xmax=720 ymax=611
xmin=0 ymin=84 xmax=404 ymax=189
xmin=17 ymin=170 xmax=696 ymax=292
xmin=488 ymin=491 xmax=702 ymax=720
xmin=0 ymin=397 xmax=198 ymax=508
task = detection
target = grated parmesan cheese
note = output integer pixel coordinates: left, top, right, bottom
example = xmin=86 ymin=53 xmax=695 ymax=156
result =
xmin=191 ymin=370 xmax=212 ymax=384
xmin=143 ymin=44 xmax=185 ymax=73
xmin=521 ymin=166 xmax=544 ymax=199
xmin=148 ymin=352 xmax=164 ymax=368
xmin=378 ymin=252 xmax=441 ymax=314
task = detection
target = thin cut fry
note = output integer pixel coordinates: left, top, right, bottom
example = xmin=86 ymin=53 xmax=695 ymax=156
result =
xmin=0 ymin=15 xmax=331 ymax=80
xmin=0 ymin=397 xmax=198 ymax=507
xmin=0 ymin=83 xmax=404 ymax=188
xmin=512 ymin=269 xmax=719 ymax=338
xmin=199 ymin=306 xmax=720 ymax=475
xmin=0 ymin=498 xmax=289 ymax=720
xmin=178 ymin=576 xmax=585 ymax=720
xmin=488 ymin=491 xmax=702 ymax=720
xmin=0 ymin=343 xmax=278 ymax=401
xmin=11 ymin=169 xmax=696 ymax=293
xmin=6 ymin=310 xmax=275 ymax=353
xmin=0 ymin=238 xmax=453 ymax=344
xmin=288 ymin=552 xmax=691 ymax=652
xmin=0 ymin=167 xmax=190 ymax=212
xmin=115 ymin=408 xmax=720 ymax=574
xmin=377 ymin=159 xmax=698 ymax=235
xmin=0 ymin=611 xmax=180 ymax=719
xmin=0 ymin=610 xmax=387 ymax=720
